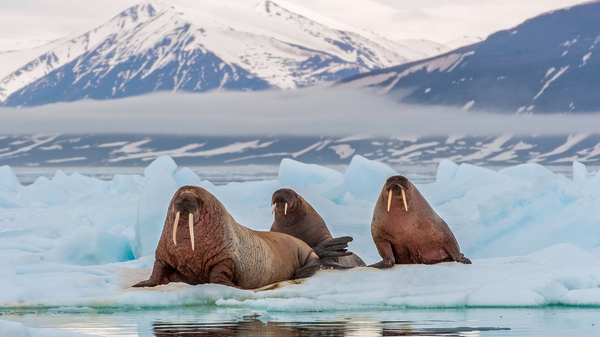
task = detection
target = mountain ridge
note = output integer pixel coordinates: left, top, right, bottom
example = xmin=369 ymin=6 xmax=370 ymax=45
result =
xmin=0 ymin=0 xmax=445 ymax=106
xmin=340 ymin=1 xmax=600 ymax=113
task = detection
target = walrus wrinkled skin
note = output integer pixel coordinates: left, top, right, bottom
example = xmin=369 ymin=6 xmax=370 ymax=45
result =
xmin=133 ymin=186 xmax=341 ymax=289
xmin=270 ymin=188 xmax=366 ymax=268
xmin=370 ymin=175 xmax=471 ymax=268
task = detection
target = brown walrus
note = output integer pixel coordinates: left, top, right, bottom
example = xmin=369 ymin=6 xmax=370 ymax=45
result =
xmin=270 ymin=188 xmax=366 ymax=268
xmin=133 ymin=185 xmax=350 ymax=289
xmin=370 ymin=175 xmax=471 ymax=268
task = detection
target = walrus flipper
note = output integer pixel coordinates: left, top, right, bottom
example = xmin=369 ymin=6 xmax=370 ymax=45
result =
xmin=313 ymin=236 xmax=353 ymax=259
xmin=457 ymin=254 xmax=472 ymax=264
xmin=132 ymin=259 xmax=186 ymax=287
xmin=368 ymin=240 xmax=395 ymax=269
xmin=292 ymin=255 xmax=320 ymax=279
xmin=319 ymin=259 xmax=353 ymax=269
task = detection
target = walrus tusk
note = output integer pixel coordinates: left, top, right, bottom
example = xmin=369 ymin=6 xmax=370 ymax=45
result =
xmin=173 ymin=211 xmax=180 ymax=246
xmin=189 ymin=213 xmax=195 ymax=251
xmin=387 ymin=190 xmax=392 ymax=212
xmin=271 ymin=203 xmax=276 ymax=215
xmin=285 ymin=203 xmax=288 ymax=215
xmin=401 ymin=189 xmax=408 ymax=211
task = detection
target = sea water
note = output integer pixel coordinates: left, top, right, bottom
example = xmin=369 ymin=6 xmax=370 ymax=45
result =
xmin=1 ymin=306 xmax=598 ymax=336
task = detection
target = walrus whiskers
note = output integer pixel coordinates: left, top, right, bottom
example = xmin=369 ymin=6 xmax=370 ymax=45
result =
xmin=285 ymin=203 xmax=288 ymax=215
xmin=387 ymin=190 xmax=392 ymax=212
xmin=189 ymin=213 xmax=195 ymax=251
xmin=401 ymin=189 xmax=408 ymax=211
xmin=271 ymin=203 xmax=276 ymax=215
xmin=173 ymin=211 xmax=180 ymax=246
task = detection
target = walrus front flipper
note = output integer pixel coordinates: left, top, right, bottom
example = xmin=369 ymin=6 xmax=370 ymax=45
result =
xmin=133 ymin=260 xmax=175 ymax=287
xmin=292 ymin=255 xmax=320 ymax=279
xmin=369 ymin=239 xmax=395 ymax=268
xmin=313 ymin=236 xmax=353 ymax=259
xmin=457 ymin=254 xmax=472 ymax=264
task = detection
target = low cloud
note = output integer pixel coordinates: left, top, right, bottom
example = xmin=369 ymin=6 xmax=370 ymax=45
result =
xmin=1 ymin=87 xmax=599 ymax=136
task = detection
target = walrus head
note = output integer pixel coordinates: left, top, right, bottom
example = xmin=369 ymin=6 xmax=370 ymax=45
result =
xmin=384 ymin=175 xmax=410 ymax=212
xmin=170 ymin=186 xmax=205 ymax=251
xmin=271 ymin=188 xmax=302 ymax=217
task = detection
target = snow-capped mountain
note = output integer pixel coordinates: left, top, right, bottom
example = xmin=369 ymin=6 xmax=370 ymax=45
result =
xmin=0 ymin=0 xmax=438 ymax=106
xmin=341 ymin=1 xmax=600 ymax=113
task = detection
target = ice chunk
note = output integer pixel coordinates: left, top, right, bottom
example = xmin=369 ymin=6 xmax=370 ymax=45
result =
xmin=109 ymin=174 xmax=144 ymax=194
xmin=0 ymin=165 xmax=22 ymax=192
xmin=572 ymin=161 xmax=589 ymax=183
xmin=435 ymin=159 xmax=459 ymax=183
xmin=212 ymin=179 xmax=281 ymax=230
xmin=144 ymin=155 xmax=177 ymax=179
xmin=45 ymin=226 xmax=133 ymax=265
xmin=20 ymin=178 xmax=71 ymax=205
xmin=499 ymin=163 xmax=564 ymax=182
xmin=173 ymin=167 xmax=201 ymax=187
xmin=344 ymin=155 xmax=398 ymax=201
xmin=278 ymin=158 xmax=346 ymax=201
xmin=132 ymin=171 xmax=179 ymax=258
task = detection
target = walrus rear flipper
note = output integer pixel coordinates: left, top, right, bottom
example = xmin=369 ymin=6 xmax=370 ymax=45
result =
xmin=457 ymin=254 xmax=472 ymax=264
xmin=320 ymin=259 xmax=353 ymax=269
xmin=292 ymin=255 xmax=320 ymax=279
xmin=313 ymin=236 xmax=353 ymax=259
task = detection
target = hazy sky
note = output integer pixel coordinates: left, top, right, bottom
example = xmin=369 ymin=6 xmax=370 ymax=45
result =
xmin=0 ymin=0 xmax=591 ymax=50
xmin=1 ymin=88 xmax=598 ymax=136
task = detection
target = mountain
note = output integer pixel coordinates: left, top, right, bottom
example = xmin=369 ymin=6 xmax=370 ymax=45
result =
xmin=340 ymin=1 xmax=600 ymax=113
xmin=0 ymin=0 xmax=439 ymax=107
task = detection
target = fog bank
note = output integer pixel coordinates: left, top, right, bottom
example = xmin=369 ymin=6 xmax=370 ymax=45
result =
xmin=1 ymin=88 xmax=599 ymax=136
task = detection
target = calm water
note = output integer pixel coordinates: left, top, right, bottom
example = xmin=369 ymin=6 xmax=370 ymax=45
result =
xmin=1 ymin=307 xmax=599 ymax=336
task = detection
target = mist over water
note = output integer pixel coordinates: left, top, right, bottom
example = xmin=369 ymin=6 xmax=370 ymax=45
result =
xmin=2 ymin=88 xmax=600 ymax=136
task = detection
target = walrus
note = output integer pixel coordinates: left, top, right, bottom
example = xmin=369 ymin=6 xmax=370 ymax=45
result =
xmin=370 ymin=175 xmax=471 ymax=268
xmin=133 ymin=186 xmax=350 ymax=289
xmin=270 ymin=188 xmax=366 ymax=268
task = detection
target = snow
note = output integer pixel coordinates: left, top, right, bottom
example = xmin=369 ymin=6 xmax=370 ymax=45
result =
xmin=1 ymin=155 xmax=600 ymax=313
xmin=534 ymin=65 xmax=570 ymax=100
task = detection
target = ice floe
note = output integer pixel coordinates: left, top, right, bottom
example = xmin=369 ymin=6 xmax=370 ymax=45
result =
xmin=0 ymin=155 xmax=599 ymax=311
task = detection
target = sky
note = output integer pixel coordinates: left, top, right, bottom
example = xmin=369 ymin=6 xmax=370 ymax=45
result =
xmin=1 ymin=88 xmax=599 ymax=136
xmin=0 ymin=0 xmax=592 ymax=51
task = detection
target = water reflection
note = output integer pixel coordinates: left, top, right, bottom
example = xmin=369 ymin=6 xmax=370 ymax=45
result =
xmin=2 ymin=307 xmax=598 ymax=336
xmin=152 ymin=314 xmax=509 ymax=336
